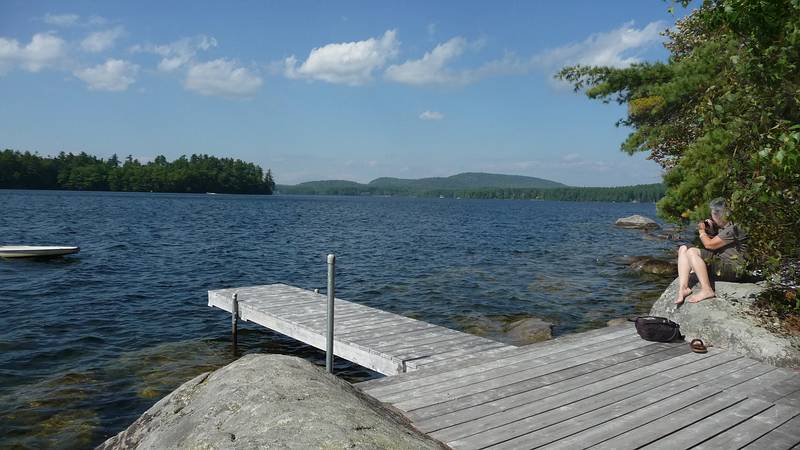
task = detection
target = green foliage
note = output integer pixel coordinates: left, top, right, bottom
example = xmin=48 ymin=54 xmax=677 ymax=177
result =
xmin=0 ymin=150 xmax=275 ymax=194
xmin=558 ymin=0 xmax=800 ymax=270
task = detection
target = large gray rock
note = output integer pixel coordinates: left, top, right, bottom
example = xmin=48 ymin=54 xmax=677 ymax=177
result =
xmin=615 ymin=215 xmax=661 ymax=230
xmin=98 ymin=354 xmax=446 ymax=450
xmin=650 ymin=278 xmax=800 ymax=368
xmin=504 ymin=317 xmax=553 ymax=345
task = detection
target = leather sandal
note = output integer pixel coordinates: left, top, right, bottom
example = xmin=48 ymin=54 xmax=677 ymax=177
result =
xmin=690 ymin=339 xmax=708 ymax=353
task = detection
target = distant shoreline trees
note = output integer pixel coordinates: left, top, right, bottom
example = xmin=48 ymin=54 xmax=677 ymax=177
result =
xmin=278 ymin=183 xmax=666 ymax=202
xmin=0 ymin=149 xmax=275 ymax=194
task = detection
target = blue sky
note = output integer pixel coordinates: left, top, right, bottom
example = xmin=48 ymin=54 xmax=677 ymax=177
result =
xmin=0 ymin=1 xmax=692 ymax=186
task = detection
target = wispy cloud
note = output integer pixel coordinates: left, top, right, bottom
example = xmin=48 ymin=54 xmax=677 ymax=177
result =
xmin=0 ymin=33 xmax=67 ymax=74
xmin=385 ymin=21 xmax=664 ymax=87
xmin=184 ymin=58 xmax=262 ymax=97
xmin=419 ymin=110 xmax=444 ymax=120
xmin=43 ymin=13 xmax=80 ymax=27
xmin=284 ymin=30 xmax=399 ymax=85
xmin=73 ymin=59 xmax=139 ymax=91
xmin=42 ymin=13 xmax=107 ymax=27
xmin=386 ymin=36 xmax=526 ymax=86
xmin=81 ymin=26 xmax=125 ymax=53
xmin=533 ymin=21 xmax=666 ymax=71
xmin=130 ymin=35 xmax=217 ymax=72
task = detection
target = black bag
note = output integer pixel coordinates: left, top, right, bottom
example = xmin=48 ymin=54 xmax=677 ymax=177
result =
xmin=632 ymin=316 xmax=683 ymax=342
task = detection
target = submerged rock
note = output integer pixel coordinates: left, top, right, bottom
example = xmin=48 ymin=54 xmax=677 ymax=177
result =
xmin=628 ymin=256 xmax=677 ymax=276
xmin=98 ymin=354 xmax=446 ymax=450
xmin=503 ymin=317 xmax=553 ymax=345
xmin=650 ymin=278 xmax=800 ymax=368
xmin=615 ymin=215 xmax=661 ymax=230
xmin=455 ymin=314 xmax=553 ymax=346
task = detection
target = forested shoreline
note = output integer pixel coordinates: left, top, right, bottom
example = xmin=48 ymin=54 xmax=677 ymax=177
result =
xmin=0 ymin=149 xmax=275 ymax=194
xmin=278 ymin=183 xmax=665 ymax=202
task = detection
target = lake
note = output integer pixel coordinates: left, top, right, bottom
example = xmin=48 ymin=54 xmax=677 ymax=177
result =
xmin=0 ymin=190 xmax=677 ymax=448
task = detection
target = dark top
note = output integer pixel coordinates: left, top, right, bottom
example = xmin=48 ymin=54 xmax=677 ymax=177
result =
xmin=712 ymin=222 xmax=748 ymax=269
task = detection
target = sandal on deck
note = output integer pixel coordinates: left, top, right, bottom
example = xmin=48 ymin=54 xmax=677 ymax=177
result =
xmin=690 ymin=339 xmax=708 ymax=353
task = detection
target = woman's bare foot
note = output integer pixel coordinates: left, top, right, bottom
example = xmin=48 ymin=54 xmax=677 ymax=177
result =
xmin=687 ymin=289 xmax=715 ymax=303
xmin=674 ymin=286 xmax=693 ymax=304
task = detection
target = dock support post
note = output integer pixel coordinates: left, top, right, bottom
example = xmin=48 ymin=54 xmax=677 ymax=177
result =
xmin=326 ymin=254 xmax=335 ymax=373
xmin=231 ymin=292 xmax=239 ymax=354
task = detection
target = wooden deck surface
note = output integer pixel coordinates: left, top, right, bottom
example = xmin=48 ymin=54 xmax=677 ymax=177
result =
xmin=358 ymin=325 xmax=800 ymax=449
xmin=208 ymin=284 xmax=515 ymax=375
xmin=209 ymin=283 xmax=800 ymax=449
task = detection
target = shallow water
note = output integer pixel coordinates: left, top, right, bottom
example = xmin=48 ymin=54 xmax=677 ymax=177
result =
xmin=0 ymin=190 xmax=676 ymax=448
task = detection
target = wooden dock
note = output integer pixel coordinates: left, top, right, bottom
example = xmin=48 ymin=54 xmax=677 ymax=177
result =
xmin=209 ymin=283 xmax=800 ymax=449
xmin=208 ymin=284 xmax=515 ymax=375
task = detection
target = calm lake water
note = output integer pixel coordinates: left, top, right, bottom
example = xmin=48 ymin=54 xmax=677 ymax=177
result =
xmin=0 ymin=190 xmax=677 ymax=448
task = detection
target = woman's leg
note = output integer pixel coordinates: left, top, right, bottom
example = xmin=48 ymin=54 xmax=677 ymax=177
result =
xmin=674 ymin=245 xmax=693 ymax=304
xmin=686 ymin=247 xmax=715 ymax=302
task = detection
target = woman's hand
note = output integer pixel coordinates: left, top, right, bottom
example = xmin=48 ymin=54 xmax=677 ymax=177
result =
xmin=698 ymin=220 xmax=706 ymax=233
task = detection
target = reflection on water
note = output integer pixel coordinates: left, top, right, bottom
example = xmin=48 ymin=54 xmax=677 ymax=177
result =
xmin=0 ymin=191 xmax=678 ymax=447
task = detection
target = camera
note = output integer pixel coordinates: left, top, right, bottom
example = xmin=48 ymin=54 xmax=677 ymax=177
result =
xmin=703 ymin=219 xmax=719 ymax=236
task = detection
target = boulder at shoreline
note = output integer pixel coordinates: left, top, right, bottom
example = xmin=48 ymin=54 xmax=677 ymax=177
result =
xmin=615 ymin=214 xmax=661 ymax=230
xmin=98 ymin=354 xmax=446 ymax=450
xmin=628 ymin=256 xmax=677 ymax=276
xmin=650 ymin=278 xmax=800 ymax=368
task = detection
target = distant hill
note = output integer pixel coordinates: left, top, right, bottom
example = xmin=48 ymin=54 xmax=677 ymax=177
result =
xmin=278 ymin=172 xmax=566 ymax=194
xmin=368 ymin=172 xmax=566 ymax=190
xmin=276 ymin=172 xmax=665 ymax=203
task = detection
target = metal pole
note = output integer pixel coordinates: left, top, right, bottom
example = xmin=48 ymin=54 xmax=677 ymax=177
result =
xmin=231 ymin=292 xmax=239 ymax=353
xmin=326 ymin=254 xmax=335 ymax=373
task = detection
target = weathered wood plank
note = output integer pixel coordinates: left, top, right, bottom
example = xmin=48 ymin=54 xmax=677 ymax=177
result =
xmin=588 ymin=392 xmax=749 ymax=450
xmin=545 ymin=364 xmax=793 ymax=450
xmin=736 ymin=409 xmax=800 ymax=450
xmin=437 ymin=351 xmax=740 ymax=447
xmin=696 ymin=404 xmax=800 ymax=450
xmin=747 ymin=370 xmax=800 ymax=402
xmin=401 ymin=340 xmax=513 ymax=372
xmin=639 ymin=397 xmax=774 ymax=450
xmin=363 ymin=328 xmax=637 ymax=399
xmin=355 ymin=325 xmax=634 ymax=391
xmin=399 ymin=336 xmax=664 ymax=417
xmin=499 ymin=358 xmax=768 ymax=449
xmin=409 ymin=342 xmax=679 ymax=423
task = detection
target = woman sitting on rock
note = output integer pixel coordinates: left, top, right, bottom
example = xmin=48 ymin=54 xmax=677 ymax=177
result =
xmin=675 ymin=198 xmax=748 ymax=304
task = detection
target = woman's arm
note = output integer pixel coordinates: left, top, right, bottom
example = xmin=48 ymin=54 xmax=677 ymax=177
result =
xmin=699 ymin=233 xmax=727 ymax=250
xmin=698 ymin=221 xmax=728 ymax=250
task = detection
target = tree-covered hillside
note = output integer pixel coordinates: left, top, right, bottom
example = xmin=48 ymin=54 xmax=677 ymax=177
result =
xmin=368 ymin=172 xmax=566 ymax=190
xmin=278 ymin=174 xmax=665 ymax=203
xmin=0 ymin=149 xmax=275 ymax=194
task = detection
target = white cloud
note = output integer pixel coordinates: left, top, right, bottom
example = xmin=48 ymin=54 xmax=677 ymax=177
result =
xmin=81 ymin=26 xmax=125 ymax=53
xmin=42 ymin=13 xmax=107 ymax=27
xmin=386 ymin=36 xmax=524 ymax=86
xmin=419 ymin=110 xmax=444 ymax=120
xmin=0 ymin=33 xmax=67 ymax=74
xmin=184 ymin=58 xmax=262 ymax=97
xmin=386 ymin=22 xmax=664 ymax=87
xmin=43 ymin=13 xmax=80 ymax=27
xmin=73 ymin=59 xmax=139 ymax=91
xmin=131 ymin=35 xmax=217 ymax=72
xmin=284 ymin=30 xmax=399 ymax=85
xmin=534 ymin=21 xmax=666 ymax=70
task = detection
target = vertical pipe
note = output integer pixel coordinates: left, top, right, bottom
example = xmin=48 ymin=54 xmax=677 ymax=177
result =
xmin=326 ymin=254 xmax=335 ymax=373
xmin=231 ymin=292 xmax=239 ymax=354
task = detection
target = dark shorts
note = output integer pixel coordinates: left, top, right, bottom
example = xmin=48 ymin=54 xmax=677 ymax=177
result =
xmin=699 ymin=248 xmax=746 ymax=281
